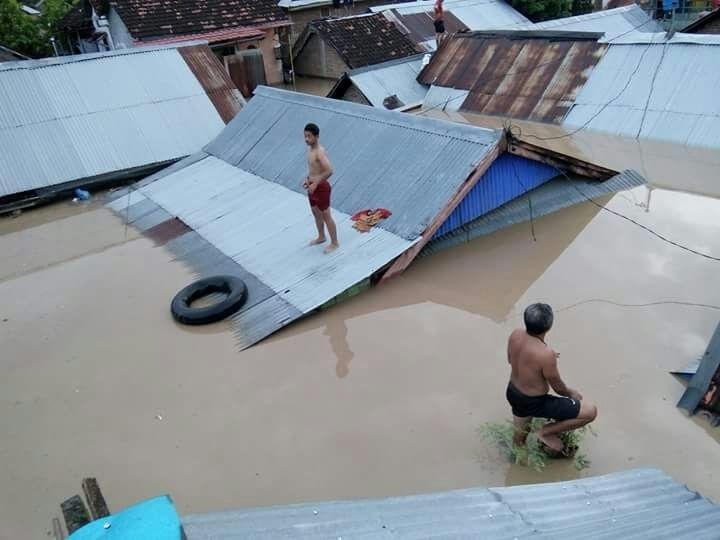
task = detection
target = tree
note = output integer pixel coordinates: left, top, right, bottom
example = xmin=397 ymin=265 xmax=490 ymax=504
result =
xmin=509 ymin=0 xmax=575 ymax=22
xmin=0 ymin=0 xmax=74 ymax=58
xmin=0 ymin=0 xmax=47 ymax=57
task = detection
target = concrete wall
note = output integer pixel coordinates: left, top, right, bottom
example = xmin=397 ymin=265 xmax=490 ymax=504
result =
xmin=294 ymin=34 xmax=348 ymax=79
xmin=108 ymin=7 xmax=134 ymax=49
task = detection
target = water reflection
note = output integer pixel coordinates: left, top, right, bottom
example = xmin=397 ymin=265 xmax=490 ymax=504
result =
xmin=323 ymin=318 xmax=354 ymax=378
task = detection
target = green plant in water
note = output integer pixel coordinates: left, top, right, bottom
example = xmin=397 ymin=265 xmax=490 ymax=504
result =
xmin=478 ymin=419 xmax=595 ymax=472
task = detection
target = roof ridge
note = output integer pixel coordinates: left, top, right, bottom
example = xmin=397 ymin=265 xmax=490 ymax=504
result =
xmin=254 ymin=87 xmax=500 ymax=145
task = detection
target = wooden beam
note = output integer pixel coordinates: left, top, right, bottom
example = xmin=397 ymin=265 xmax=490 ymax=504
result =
xmin=380 ymin=142 xmax=502 ymax=282
xmin=82 ymin=478 xmax=110 ymax=520
xmin=52 ymin=517 xmax=66 ymax=540
xmin=507 ymin=135 xmax=617 ymax=180
xmin=61 ymin=495 xmax=91 ymax=534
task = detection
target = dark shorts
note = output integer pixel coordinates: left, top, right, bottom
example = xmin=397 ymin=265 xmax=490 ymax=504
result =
xmin=506 ymin=381 xmax=580 ymax=421
xmin=434 ymin=20 xmax=445 ymax=33
xmin=308 ymin=180 xmax=331 ymax=211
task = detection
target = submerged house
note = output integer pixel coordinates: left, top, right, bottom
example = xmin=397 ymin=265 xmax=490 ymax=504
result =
xmin=326 ymin=54 xmax=429 ymax=109
xmin=292 ymin=13 xmax=420 ymax=80
xmin=0 ymin=44 xmax=242 ymax=212
xmin=108 ymin=87 xmax=642 ymax=348
xmin=416 ymin=30 xmax=720 ymax=198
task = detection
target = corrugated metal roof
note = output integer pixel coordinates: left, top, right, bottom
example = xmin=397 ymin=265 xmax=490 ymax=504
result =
xmin=110 ymin=155 xmax=416 ymax=349
xmin=345 ymin=55 xmax=429 ymax=108
xmin=424 ymin=169 xmax=646 ymax=255
xmin=381 ymin=9 xmax=469 ymax=51
xmin=677 ymin=321 xmax=720 ymax=416
xmin=371 ymin=0 xmax=531 ymax=29
xmin=205 ymin=86 xmax=502 ymax=241
xmin=181 ymin=468 xmax=720 ymax=539
xmin=508 ymin=5 xmax=662 ymax=42
xmin=418 ymin=32 xmax=607 ymax=124
xmin=564 ymin=36 xmax=720 ymax=148
xmin=0 ymin=44 xmax=238 ymax=200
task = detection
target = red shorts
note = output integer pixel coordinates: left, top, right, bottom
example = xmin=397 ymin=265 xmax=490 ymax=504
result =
xmin=308 ymin=180 xmax=331 ymax=211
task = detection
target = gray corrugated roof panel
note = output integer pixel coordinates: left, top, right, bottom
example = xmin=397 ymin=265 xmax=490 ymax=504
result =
xmin=182 ymin=468 xmax=720 ymax=539
xmin=371 ymin=0 xmax=531 ymax=28
xmin=677 ymin=322 xmax=720 ymax=415
xmin=347 ymin=55 xmax=429 ymax=109
xmin=205 ymin=87 xmax=501 ymax=241
xmin=0 ymin=44 xmax=237 ymax=200
xmin=118 ymin=154 xmax=417 ymax=348
xmin=423 ymin=169 xmax=646 ymax=256
xmin=564 ymin=36 xmax=720 ymax=148
xmin=507 ymin=5 xmax=662 ymax=41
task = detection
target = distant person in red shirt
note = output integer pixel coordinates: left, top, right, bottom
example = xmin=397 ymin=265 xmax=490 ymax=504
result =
xmin=434 ymin=0 xmax=445 ymax=48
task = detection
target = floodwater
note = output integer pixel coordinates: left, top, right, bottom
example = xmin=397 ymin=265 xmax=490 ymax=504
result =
xmin=1 ymin=186 xmax=719 ymax=538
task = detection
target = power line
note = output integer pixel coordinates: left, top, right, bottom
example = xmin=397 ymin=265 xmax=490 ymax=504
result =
xmin=557 ymin=299 xmax=720 ymax=313
xmin=551 ymin=166 xmax=720 ymax=262
xmin=419 ymin=13 xmax=663 ymax=120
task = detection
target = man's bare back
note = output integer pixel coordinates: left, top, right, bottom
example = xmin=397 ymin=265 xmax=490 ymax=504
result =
xmin=505 ymin=303 xmax=597 ymax=452
xmin=507 ymin=328 xmax=554 ymax=396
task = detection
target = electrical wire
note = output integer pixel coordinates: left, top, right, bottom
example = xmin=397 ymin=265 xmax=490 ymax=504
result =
xmin=552 ymin=166 xmax=720 ymax=262
xmin=419 ymin=13 xmax=663 ymax=120
xmin=556 ymin=299 xmax=720 ymax=313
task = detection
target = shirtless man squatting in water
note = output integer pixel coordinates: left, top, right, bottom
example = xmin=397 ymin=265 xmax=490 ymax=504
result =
xmin=303 ymin=123 xmax=339 ymax=254
xmin=506 ymin=303 xmax=598 ymax=453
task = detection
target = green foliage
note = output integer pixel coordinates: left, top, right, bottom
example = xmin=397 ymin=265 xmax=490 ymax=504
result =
xmin=479 ymin=419 xmax=596 ymax=472
xmin=0 ymin=0 xmax=73 ymax=58
xmin=509 ymin=0 xmax=593 ymax=22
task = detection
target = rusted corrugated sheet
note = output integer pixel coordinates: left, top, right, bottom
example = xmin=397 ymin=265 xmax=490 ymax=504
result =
xmin=179 ymin=45 xmax=242 ymax=124
xmin=419 ymin=32 xmax=607 ymax=123
xmin=389 ymin=9 xmax=467 ymax=46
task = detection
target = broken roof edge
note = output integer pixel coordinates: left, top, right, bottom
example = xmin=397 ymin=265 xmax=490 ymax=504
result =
xmin=678 ymin=321 xmax=720 ymax=415
xmin=251 ymin=86 xmax=502 ymax=146
xmin=0 ymin=41 xmax=209 ymax=71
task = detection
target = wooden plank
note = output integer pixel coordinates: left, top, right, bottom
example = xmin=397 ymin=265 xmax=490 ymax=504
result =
xmin=52 ymin=517 xmax=66 ymax=540
xmin=82 ymin=477 xmax=111 ymax=520
xmin=61 ymin=495 xmax=91 ymax=534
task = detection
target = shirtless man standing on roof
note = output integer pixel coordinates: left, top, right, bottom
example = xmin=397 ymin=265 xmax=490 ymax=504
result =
xmin=506 ymin=303 xmax=598 ymax=453
xmin=303 ymin=123 xmax=338 ymax=254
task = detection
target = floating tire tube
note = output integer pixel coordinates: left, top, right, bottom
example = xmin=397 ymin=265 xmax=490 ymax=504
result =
xmin=171 ymin=275 xmax=248 ymax=325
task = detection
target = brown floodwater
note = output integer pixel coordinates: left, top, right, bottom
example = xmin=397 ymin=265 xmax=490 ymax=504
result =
xmin=1 ymin=185 xmax=719 ymax=539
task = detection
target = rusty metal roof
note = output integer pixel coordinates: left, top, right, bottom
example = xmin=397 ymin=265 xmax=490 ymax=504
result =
xmin=418 ymin=31 xmax=607 ymax=123
xmin=383 ymin=9 xmax=468 ymax=50
xmin=178 ymin=44 xmax=243 ymax=123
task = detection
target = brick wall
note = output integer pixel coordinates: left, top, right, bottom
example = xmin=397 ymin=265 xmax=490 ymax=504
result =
xmin=294 ymin=34 xmax=349 ymax=79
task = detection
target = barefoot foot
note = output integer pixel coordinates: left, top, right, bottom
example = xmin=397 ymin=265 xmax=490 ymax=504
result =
xmin=323 ymin=243 xmax=339 ymax=254
xmin=309 ymin=237 xmax=326 ymax=246
xmin=536 ymin=432 xmax=563 ymax=454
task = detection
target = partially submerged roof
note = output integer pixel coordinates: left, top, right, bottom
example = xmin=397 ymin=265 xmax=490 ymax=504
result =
xmin=296 ymin=13 xmax=420 ymax=69
xmin=677 ymin=321 xmax=720 ymax=425
xmin=419 ymin=30 xmax=720 ymax=152
xmin=109 ymin=87 xmax=503 ymax=348
xmin=418 ymin=31 xmax=608 ymax=123
xmin=109 ymin=0 xmax=289 ymax=41
xmin=564 ymin=33 xmax=720 ymax=147
xmin=182 ymin=468 xmax=720 ymax=539
xmin=681 ymin=7 xmax=720 ymax=34
xmin=327 ymin=54 xmax=429 ymax=109
xmin=0 ymin=44 xmax=241 ymax=205
xmin=509 ymin=5 xmax=662 ymax=42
